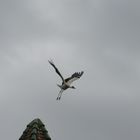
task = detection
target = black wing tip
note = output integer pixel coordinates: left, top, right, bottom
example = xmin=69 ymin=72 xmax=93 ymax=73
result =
xmin=81 ymin=71 xmax=84 ymax=75
xmin=79 ymin=71 xmax=84 ymax=77
xmin=72 ymin=71 xmax=84 ymax=78
xmin=78 ymin=71 xmax=84 ymax=75
xmin=48 ymin=59 xmax=53 ymax=63
xmin=48 ymin=60 xmax=55 ymax=66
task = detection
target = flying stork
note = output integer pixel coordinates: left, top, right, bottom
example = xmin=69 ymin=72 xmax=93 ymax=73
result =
xmin=48 ymin=60 xmax=84 ymax=100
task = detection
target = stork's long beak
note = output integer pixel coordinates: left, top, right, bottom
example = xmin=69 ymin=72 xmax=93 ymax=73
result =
xmin=71 ymin=86 xmax=76 ymax=89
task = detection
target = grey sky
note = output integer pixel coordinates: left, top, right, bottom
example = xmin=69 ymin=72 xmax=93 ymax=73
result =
xmin=0 ymin=0 xmax=140 ymax=140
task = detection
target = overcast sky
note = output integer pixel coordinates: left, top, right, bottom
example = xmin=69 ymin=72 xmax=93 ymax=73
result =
xmin=0 ymin=0 xmax=140 ymax=140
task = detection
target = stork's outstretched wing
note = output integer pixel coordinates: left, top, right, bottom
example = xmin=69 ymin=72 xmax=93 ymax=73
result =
xmin=48 ymin=60 xmax=64 ymax=82
xmin=65 ymin=71 xmax=84 ymax=85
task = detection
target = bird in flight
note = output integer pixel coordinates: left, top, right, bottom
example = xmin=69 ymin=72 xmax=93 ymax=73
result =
xmin=48 ymin=60 xmax=84 ymax=100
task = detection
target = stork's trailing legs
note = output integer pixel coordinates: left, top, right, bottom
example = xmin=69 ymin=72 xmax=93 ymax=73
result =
xmin=56 ymin=89 xmax=64 ymax=100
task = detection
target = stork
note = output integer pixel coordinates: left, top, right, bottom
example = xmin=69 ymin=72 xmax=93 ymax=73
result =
xmin=48 ymin=60 xmax=84 ymax=100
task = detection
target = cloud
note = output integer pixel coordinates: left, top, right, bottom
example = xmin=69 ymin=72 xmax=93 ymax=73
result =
xmin=0 ymin=1 xmax=140 ymax=140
